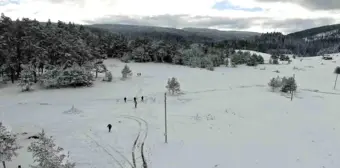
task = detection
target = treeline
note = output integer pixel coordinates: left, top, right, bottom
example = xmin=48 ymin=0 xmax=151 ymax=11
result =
xmin=1 ymin=13 xmax=340 ymax=90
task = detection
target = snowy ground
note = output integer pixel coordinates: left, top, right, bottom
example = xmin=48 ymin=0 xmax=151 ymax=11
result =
xmin=1 ymin=52 xmax=340 ymax=168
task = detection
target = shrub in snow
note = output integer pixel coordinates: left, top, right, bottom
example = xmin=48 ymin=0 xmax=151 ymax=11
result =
xmin=166 ymin=77 xmax=181 ymax=95
xmin=18 ymin=65 xmax=34 ymax=92
xmin=27 ymin=130 xmax=75 ymax=168
xmin=268 ymin=76 xmax=282 ymax=91
xmin=281 ymin=77 xmax=297 ymax=93
xmin=0 ymin=122 xmax=22 ymax=168
xmin=103 ymin=71 xmax=113 ymax=82
xmin=121 ymin=64 xmax=132 ymax=79
xmin=333 ymin=66 xmax=340 ymax=89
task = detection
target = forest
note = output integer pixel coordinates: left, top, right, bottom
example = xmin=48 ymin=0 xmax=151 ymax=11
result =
xmin=1 ymin=13 xmax=339 ymax=90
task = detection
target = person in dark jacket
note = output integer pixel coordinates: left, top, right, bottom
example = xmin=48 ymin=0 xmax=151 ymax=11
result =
xmin=141 ymin=96 xmax=144 ymax=102
xmin=124 ymin=97 xmax=127 ymax=103
xmin=107 ymin=124 xmax=112 ymax=132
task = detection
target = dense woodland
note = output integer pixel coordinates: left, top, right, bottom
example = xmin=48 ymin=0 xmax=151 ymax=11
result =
xmin=1 ymin=13 xmax=340 ymax=90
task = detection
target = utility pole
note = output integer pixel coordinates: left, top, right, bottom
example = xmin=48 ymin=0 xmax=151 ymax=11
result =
xmin=164 ymin=92 xmax=168 ymax=143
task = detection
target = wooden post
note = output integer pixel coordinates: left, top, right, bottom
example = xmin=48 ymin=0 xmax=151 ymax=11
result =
xmin=164 ymin=92 xmax=168 ymax=143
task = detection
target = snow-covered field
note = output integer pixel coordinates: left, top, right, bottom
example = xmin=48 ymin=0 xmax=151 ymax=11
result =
xmin=2 ymin=51 xmax=340 ymax=168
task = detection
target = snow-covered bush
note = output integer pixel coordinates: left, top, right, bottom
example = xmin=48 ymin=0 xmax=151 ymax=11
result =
xmin=268 ymin=76 xmax=282 ymax=91
xmin=281 ymin=77 xmax=297 ymax=93
xmin=18 ymin=65 xmax=34 ymax=92
xmin=121 ymin=64 xmax=132 ymax=79
xmin=166 ymin=77 xmax=181 ymax=95
xmin=103 ymin=71 xmax=113 ymax=82
xmin=40 ymin=63 xmax=94 ymax=88
xmin=0 ymin=122 xmax=22 ymax=168
xmin=268 ymin=76 xmax=297 ymax=93
xmin=27 ymin=130 xmax=76 ymax=168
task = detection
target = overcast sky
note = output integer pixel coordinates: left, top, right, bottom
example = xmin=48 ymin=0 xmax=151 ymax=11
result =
xmin=1 ymin=0 xmax=340 ymax=33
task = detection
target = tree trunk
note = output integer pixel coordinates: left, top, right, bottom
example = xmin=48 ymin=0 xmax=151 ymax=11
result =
xmin=334 ymin=74 xmax=339 ymax=90
xmin=11 ymin=68 xmax=15 ymax=84
xmin=2 ymin=161 xmax=6 ymax=168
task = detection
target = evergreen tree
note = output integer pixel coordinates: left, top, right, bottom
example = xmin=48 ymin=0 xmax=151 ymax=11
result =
xmin=281 ymin=77 xmax=297 ymax=93
xmin=0 ymin=122 xmax=22 ymax=168
xmin=27 ymin=130 xmax=76 ymax=168
xmin=268 ymin=76 xmax=282 ymax=91
xmin=18 ymin=64 xmax=34 ymax=92
xmin=121 ymin=64 xmax=132 ymax=79
xmin=103 ymin=71 xmax=113 ymax=82
xmin=166 ymin=77 xmax=181 ymax=95
xmin=225 ymin=58 xmax=229 ymax=67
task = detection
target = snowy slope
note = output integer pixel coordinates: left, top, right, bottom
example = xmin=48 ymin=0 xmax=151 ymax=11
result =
xmin=1 ymin=53 xmax=340 ymax=168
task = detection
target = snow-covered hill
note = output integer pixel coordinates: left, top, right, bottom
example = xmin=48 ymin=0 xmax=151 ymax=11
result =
xmin=2 ymin=52 xmax=340 ymax=168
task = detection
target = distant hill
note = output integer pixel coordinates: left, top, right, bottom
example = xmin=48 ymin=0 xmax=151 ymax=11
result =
xmin=89 ymin=24 xmax=260 ymax=42
xmin=182 ymin=27 xmax=260 ymax=40
xmin=287 ymin=24 xmax=340 ymax=41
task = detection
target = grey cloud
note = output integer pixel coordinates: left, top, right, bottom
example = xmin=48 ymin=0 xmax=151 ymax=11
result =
xmin=256 ymin=0 xmax=340 ymax=10
xmin=84 ymin=14 xmax=336 ymax=33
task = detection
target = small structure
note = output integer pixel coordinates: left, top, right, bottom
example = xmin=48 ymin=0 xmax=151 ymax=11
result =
xmin=322 ymin=55 xmax=333 ymax=60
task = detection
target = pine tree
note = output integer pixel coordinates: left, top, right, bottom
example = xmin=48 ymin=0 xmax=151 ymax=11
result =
xmin=268 ymin=77 xmax=282 ymax=91
xmin=225 ymin=58 xmax=229 ymax=67
xmin=166 ymin=77 xmax=181 ymax=95
xmin=281 ymin=77 xmax=297 ymax=93
xmin=0 ymin=122 xmax=22 ymax=168
xmin=121 ymin=64 xmax=132 ymax=79
xmin=103 ymin=71 xmax=113 ymax=82
xmin=334 ymin=66 xmax=340 ymax=89
xmin=27 ymin=130 xmax=76 ymax=168
xmin=18 ymin=65 xmax=34 ymax=92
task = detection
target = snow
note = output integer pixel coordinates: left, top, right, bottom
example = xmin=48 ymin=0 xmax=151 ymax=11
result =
xmin=1 ymin=53 xmax=340 ymax=168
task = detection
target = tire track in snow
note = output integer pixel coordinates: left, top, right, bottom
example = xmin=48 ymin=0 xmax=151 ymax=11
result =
xmin=119 ymin=115 xmax=149 ymax=168
xmin=85 ymin=133 xmax=134 ymax=168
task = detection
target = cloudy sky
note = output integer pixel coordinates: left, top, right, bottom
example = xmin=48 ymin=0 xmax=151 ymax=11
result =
xmin=1 ymin=0 xmax=340 ymax=33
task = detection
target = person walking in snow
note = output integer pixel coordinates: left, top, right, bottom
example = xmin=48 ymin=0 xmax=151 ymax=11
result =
xmin=133 ymin=97 xmax=137 ymax=108
xmin=107 ymin=124 xmax=112 ymax=132
xmin=124 ymin=97 xmax=127 ymax=103
xmin=141 ymin=96 xmax=144 ymax=102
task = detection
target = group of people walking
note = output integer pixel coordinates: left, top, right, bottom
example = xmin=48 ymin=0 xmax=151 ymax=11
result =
xmin=124 ymin=96 xmax=144 ymax=108
xmin=107 ymin=96 xmax=145 ymax=132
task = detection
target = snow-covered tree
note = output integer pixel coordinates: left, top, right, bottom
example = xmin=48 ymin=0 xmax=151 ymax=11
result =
xmin=0 ymin=122 xmax=22 ymax=168
xmin=224 ymin=58 xmax=229 ymax=67
xmin=121 ymin=64 xmax=132 ymax=79
xmin=166 ymin=77 xmax=181 ymax=95
xmin=103 ymin=71 xmax=113 ymax=82
xmin=281 ymin=77 xmax=297 ymax=93
xmin=18 ymin=64 xmax=34 ymax=92
xmin=268 ymin=77 xmax=282 ymax=91
xmin=334 ymin=66 xmax=340 ymax=89
xmin=27 ymin=130 xmax=76 ymax=168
